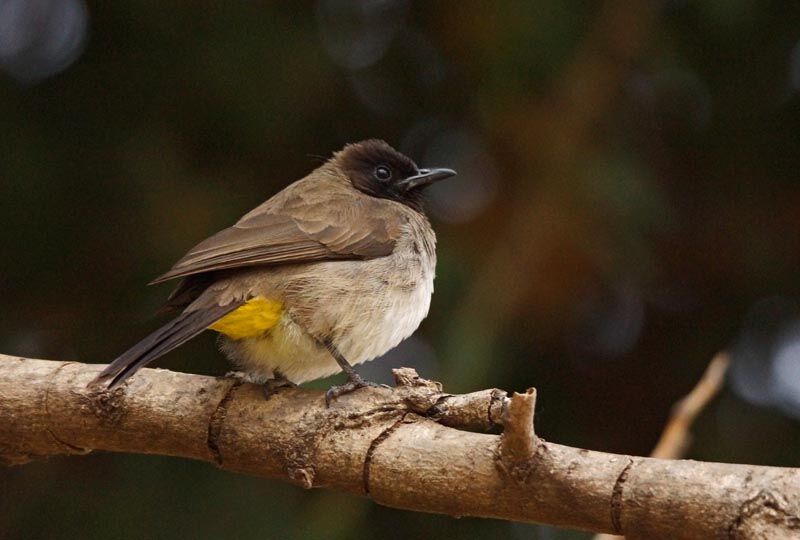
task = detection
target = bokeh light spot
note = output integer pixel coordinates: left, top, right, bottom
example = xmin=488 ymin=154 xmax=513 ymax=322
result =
xmin=0 ymin=0 xmax=88 ymax=83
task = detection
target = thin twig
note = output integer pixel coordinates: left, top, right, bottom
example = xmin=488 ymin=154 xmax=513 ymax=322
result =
xmin=650 ymin=351 xmax=730 ymax=459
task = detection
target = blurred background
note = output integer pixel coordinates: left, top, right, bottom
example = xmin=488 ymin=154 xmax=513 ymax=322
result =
xmin=2 ymin=1 xmax=800 ymax=538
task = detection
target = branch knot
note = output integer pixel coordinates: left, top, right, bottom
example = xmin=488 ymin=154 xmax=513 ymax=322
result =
xmin=497 ymin=388 xmax=539 ymax=483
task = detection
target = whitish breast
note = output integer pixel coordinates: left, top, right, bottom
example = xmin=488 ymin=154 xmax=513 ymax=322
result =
xmin=338 ymin=220 xmax=436 ymax=364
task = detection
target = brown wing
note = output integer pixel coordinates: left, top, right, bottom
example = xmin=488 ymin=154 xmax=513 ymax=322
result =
xmin=150 ymin=177 xmax=402 ymax=284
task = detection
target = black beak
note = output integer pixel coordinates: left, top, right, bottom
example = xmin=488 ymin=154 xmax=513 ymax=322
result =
xmin=399 ymin=167 xmax=457 ymax=191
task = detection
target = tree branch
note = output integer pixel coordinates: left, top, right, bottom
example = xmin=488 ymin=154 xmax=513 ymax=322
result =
xmin=594 ymin=351 xmax=733 ymax=540
xmin=1 ymin=355 xmax=799 ymax=539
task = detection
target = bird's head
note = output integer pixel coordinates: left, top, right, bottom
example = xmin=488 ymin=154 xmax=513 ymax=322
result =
xmin=333 ymin=139 xmax=456 ymax=212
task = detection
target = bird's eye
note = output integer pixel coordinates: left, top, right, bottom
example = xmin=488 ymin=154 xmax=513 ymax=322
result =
xmin=374 ymin=166 xmax=392 ymax=181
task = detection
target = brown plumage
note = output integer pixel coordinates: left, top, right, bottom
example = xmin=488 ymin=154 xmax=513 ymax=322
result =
xmin=92 ymin=140 xmax=455 ymax=402
xmin=152 ymin=174 xmax=402 ymax=284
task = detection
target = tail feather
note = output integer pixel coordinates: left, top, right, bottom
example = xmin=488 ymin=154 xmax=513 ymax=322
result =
xmin=92 ymin=303 xmax=243 ymax=389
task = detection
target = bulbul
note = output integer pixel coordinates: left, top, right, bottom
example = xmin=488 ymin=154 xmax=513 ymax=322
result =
xmin=92 ymin=139 xmax=455 ymax=402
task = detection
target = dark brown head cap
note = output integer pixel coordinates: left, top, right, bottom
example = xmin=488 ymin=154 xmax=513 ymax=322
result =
xmin=332 ymin=139 xmax=456 ymax=212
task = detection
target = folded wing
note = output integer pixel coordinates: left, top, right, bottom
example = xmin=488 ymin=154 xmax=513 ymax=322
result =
xmin=151 ymin=179 xmax=403 ymax=284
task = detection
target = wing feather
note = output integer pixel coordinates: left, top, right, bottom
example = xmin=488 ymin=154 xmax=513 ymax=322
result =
xmin=151 ymin=177 xmax=402 ymax=284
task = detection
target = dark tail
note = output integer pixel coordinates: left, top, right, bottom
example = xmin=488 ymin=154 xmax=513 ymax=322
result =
xmin=91 ymin=303 xmax=242 ymax=389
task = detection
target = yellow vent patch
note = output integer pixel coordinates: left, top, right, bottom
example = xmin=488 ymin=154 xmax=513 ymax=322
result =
xmin=209 ymin=297 xmax=284 ymax=340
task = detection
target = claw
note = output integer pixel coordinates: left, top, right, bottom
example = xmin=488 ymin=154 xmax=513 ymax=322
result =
xmin=224 ymin=370 xmax=249 ymax=382
xmin=325 ymin=374 xmax=379 ymax=407
xmin=262 ymin=376 xmax=297 ymax=400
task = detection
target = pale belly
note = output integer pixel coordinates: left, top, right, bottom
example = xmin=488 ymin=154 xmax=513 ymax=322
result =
xmin=218 ymin=260 xmax=434 ymax=384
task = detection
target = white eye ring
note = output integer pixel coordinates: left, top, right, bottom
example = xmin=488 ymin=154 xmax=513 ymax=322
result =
xmin=374 ymin=165 xmax=392 ymax=181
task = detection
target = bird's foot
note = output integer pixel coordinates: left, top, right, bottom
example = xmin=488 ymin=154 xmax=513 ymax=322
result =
xmin=225 ymin=371 xmax=264 ymax=384
xmin=224 ymin=370 xmax=255 ymax=383
xmin=325 ymin=374 xmax=380 ymax=407
xmin=262 ymin=376 xmax=297 ymax=400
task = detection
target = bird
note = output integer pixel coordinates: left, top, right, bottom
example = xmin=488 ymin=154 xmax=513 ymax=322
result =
xmin=91 ymin=139 xmax=456 ymax=403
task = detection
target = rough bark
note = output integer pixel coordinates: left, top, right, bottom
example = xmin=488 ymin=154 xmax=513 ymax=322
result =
xmin=594 ymin=352 xmax=733 ymax=540
xmin=1 ymin=355 xmax=799 ymax=539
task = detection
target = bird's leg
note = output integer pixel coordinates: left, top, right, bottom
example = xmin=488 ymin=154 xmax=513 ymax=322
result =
xmin=262 ymin=370 xmax=297 ymax=400
xmin=322 ymin=339 xmax=378 ymax=406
